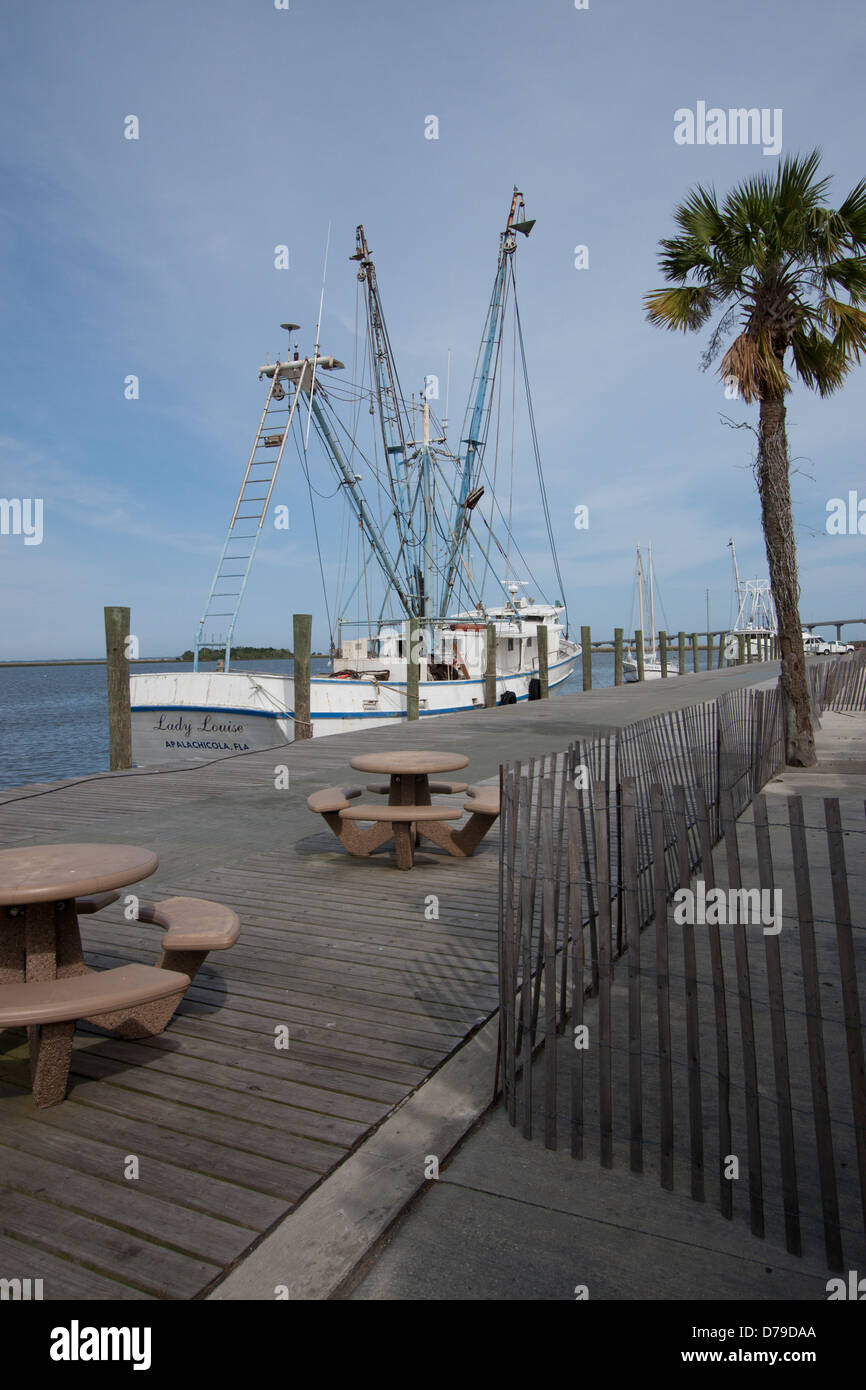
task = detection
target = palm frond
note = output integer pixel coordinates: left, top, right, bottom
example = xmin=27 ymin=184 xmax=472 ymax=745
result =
xmin=643 ymin=286 xmax=715 ymax=332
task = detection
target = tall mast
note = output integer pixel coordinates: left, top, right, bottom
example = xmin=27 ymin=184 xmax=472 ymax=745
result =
xmin=728 ymin=538 xmax=744 ymax=627
xmin=648 ymin=543 xmax=656 ymax=659
xmin=422 ymin=395 xmax=434 ymax=626
xmin=351 ymin=226 xmax=418 ymax=609
xmin=439 ymin=188 xmax=534 ymax=616
xmin=636 ymin=546 xmax=645 ymax=642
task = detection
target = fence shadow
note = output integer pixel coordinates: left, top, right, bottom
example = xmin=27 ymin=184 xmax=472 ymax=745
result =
xmin=498 ymin=654 xmax=866 ymax=1272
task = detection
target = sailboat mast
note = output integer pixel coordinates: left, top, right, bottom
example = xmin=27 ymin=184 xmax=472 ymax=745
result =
xmin=422 ymin=395 xmax=435 ymax=632
xmin=636 ymin=546 xmax=645 ymax=642
xmin=648 ymin=543 xmax=656 ymax=659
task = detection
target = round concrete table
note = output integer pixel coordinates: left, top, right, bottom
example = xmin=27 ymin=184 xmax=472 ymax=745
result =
xmin=0 ymin=844 xmax=158 ymax=984
xmin=349 ymin=751 xmax=469 ymax=807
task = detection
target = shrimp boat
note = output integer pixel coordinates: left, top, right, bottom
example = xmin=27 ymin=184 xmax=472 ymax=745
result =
xmin=130 ymin=190 xmax=579 ymax=764
xmin=722 ymin=538 xmax=777 ymax=662
xmin=623 ymin=544 xmax=664 ymax=681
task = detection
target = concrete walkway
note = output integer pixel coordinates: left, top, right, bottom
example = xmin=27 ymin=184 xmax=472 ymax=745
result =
xmin=338 ymin=711 xmax=865 ymax=1301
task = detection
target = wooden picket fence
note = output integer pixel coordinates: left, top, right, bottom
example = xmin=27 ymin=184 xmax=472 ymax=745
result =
xmin=497 ymin=666 xmax=866 ymax=1269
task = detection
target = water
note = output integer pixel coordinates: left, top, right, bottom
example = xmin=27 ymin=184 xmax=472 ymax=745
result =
xmin=0 ymin=651 xmax=635 ymax=791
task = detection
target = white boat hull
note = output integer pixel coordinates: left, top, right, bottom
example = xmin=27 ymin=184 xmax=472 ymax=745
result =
xmin=623 ymin=659 xmax=664 ymax=683
xmin=130 ymin=656 xmax=578 ymax=766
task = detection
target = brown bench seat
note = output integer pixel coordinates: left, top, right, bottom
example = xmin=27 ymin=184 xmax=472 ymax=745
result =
xmin=136 ymin=897 xmax=241 ymax=982
xmin=463 ymin=786 xmax=500 ymax=816
xmin=0 ymin=964 xmax=190 ymax=1107
xmin=306 ymin=786 xmax=363 ymax=813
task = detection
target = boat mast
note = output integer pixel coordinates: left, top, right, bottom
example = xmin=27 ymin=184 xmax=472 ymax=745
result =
xmin=636 ymin=546 xmax=645 ymax=646
xmin=438 ymin=188 xmax=534 ymax=617
xmin=648 ymin=543 xmax=656 ymax=660
xmin=422 ymin=393 xmax=435 ymax=631
xmin=728 ymin=538 xmax=745 ymax=628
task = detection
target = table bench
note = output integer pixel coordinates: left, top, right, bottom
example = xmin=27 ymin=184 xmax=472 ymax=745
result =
xmin=0 ymin=964 xmax=191 ymax=1106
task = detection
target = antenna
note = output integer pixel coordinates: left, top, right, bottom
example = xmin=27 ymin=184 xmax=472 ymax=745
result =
xmin=304 ymin=222 xmax=332 ymax=451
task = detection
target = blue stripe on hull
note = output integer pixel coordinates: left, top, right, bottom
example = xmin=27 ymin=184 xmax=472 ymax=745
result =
xmin=131 ymin=660 xmax=576 ymax=722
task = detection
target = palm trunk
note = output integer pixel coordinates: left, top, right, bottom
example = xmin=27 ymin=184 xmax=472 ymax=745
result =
xmin=756 ymin=391 xmax=816 ymax=766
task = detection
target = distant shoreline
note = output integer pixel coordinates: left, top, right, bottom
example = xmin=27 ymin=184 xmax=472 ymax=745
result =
xmin=0 ymin=656 xmax=330 ymax=668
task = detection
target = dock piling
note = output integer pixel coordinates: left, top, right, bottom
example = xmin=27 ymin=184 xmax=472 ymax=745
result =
xmin=407 ymin=617 xmax=420 ymax=720
xmin=678 ymin=631 xmax=687 ymax=675
xmin=614 ymin=628 xmax=623 ymax=686
xmin=537 ymin=623 xmax=549 ymax=699
xmin=691 ymin=632 xmax=699 ymax=673
xmin=293 ymin=614 xmax=312 ymax=739
xmin=485 ymin=623 xmax=497 ymax=707
xmin=635 ymin=629 xmax=645 ymax=682
xmin=582 ymin=626 xmax=593 ymax=691
xmin=659 ymin=629 xmax=668 ymax=678
xmin=104 ymin=606 xmax=132 ymax=770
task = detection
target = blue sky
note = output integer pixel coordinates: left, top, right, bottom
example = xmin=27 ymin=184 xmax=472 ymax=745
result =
xmin=1 ymin=0 xmax=864 ymax=658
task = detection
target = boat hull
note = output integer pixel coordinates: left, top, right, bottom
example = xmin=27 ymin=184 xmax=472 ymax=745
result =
xmin=130 ymin=657 xmax=578 ymax=766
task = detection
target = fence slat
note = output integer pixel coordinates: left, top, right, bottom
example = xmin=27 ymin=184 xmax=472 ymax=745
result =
xmin=650 ymin=784 xmax=674 ymax=1191
xmin=568 ymin=789 xmax=585 ymax=1159
xmin=541 ymin=775 xmax=558 ymax=1150
xmin=695 ymin=782 xmax=732 ymax=1220
xmin=787 ymin=795 xmax=843 ymax=1271
xmin=721 ymin=785 xmax=764 ymax=1238
xmin=753 ymin=794 xmax=801 ymax=1256
xmin=825 ymin=798 xmax=866 ymax=1238
xmin=675 ymin=785 xmax=704 ymax=1202
xmin=622 ymin=777 xmax=642 ymax=1174
xmin=594 ymin=780 xmax=613 ymax=1168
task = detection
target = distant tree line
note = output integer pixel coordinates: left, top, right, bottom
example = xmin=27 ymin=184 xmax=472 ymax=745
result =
xmin=179 ymin=646 xmax=294 ymax=661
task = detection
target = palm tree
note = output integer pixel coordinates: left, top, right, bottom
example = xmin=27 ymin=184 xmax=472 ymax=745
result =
xmin=645 ymin=150 xmax=866 ymax=765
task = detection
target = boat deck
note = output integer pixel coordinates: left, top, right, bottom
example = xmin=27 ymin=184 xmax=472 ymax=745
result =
xmin=0 ymin=664 xmax=778 ymax=1299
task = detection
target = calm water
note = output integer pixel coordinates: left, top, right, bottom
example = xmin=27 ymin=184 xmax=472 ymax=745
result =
xmin=0 ymin=651 xmax=641 ymax=791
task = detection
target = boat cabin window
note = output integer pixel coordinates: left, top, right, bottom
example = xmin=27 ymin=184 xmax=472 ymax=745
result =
xmin=508 ymin=639 xmax=514 ymax=652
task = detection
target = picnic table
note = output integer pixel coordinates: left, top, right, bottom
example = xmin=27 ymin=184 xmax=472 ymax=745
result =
xmin=0 ymin=843 xmax=240 ymax=1106
xmin=0 ymin=843 xmax=158 ymax=983
xmin=307 ymin=751 xmax=500 ymax=870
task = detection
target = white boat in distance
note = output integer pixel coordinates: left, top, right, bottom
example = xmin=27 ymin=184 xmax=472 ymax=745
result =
xmin=131 ymin=190 xmax=579 ymax=764
xmin=623 ymin=544 xmax=664 ymax=682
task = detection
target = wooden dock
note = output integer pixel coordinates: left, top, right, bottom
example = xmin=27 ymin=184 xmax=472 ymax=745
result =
xmin=0 ymin=664 xmax=780 ymax=1299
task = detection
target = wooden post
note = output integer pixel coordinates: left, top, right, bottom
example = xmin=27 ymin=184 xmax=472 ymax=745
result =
xmin=613 ymin=628 xmax=623 ymax=687
xmin=407 ymin=617 xmax=420 ymax=721
xmin=485 ymin=622 xmax=497 ymax=707
xmin=581 ymin=626 xmax=592 ymax=691
xmin=706 ymin=630 xmax=714 ymax=669
xmin=692 ymin=632 xmax=699 ymax=673
xmin=659 ymin=629 xmax=668 ymax=678
xmin=293 ymin=614 xmax=312 ymax=739
xmin=678 ymin=631 xmax=686 ymax=675
xmin=718 ymin=631 xmax=726 ymax=668
xmin=635 ymin=629 xmax=645 ymax=681
xmin=104 ymin=606 xmax=132 ymax=771
xmin=537 ymin=622 xmax=549 ymax=699
xmin=737 ymin=633 xmax=746 ymax=666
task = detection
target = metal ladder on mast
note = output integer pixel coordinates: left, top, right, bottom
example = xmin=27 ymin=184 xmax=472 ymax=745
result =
xmin=192 ymin=351 xmax=310 ymax=670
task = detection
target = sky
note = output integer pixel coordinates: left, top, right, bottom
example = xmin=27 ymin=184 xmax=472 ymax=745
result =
xmin=1 ymin=0 xmax=864 ymax=658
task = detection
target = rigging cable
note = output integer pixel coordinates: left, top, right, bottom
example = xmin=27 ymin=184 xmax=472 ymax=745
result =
xmin=510 ymin=259 xmax=570 ymax=633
